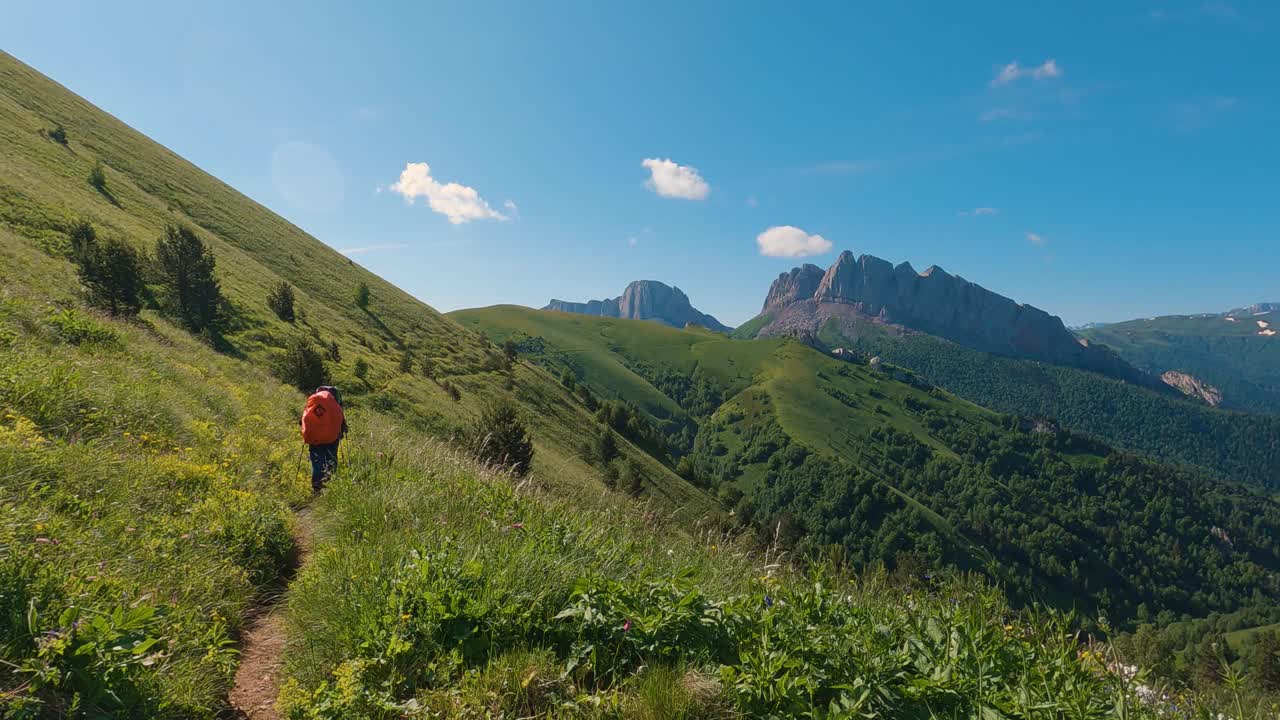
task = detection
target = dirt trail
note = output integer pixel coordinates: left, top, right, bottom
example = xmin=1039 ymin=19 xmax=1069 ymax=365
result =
xmin=229 ymin=508 xmax=315 ymax=720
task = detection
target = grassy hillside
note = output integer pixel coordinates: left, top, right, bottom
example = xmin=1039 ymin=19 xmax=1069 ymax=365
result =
xmin=451 ymin=306 xmax=1001 ymax=463
xmin=0 ymin=50 xmax=712 ymax=523
xmin=811 ymin=319 xmax=1280 ymax=489
xmin=1079 ymin=310 xmax=1280 ymax=416
xmin=452 ymin=305 xmax=1280 ymax=631
xmin=2 ymin=51 xmax=1278 ymax=717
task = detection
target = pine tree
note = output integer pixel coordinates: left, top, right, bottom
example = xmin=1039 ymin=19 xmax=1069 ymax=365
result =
xmin=624 ymin=459 xmax=644 ymax=496
xmin=471 ymin=401 xmax=535 ymax=476
xmin=274 ymin=336 xmax=330 ymax=392
xmin=597 ymin=427 xmax=619 ymax=464
xmin=155 ymin=224 xmax=222 ymax=332
xmin=68 ymin=222 xmax=143 ymax=317
xmin=267 ymin=281 xmax=296 ymax=322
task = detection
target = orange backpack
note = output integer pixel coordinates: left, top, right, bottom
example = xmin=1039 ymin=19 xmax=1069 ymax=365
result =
xmin=301 ymin=390 xmax=344 ymax=446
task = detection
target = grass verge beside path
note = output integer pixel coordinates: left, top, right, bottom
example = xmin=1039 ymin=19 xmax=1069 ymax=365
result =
xmin=278 ymin=424 xmax=1234 ymax=719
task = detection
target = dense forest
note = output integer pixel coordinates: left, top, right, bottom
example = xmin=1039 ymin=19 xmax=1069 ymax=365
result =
xmin=831 ymin=330 xmax=1280 ymax=488
xmin=682 ymin=370 xmax=1280 ymax=629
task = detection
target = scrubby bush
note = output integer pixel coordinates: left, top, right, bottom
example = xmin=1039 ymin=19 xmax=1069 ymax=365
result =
xmin=469 ymin=400 xmax=534 ymax=476
xmin=399 ymin=351 xmax=414 ymax=374
xmin=326 ymin=340 xmax=341 ymax=363
xmin=353 ymin=358 xmax=369 ymax=382
xmin=354 ymin=282 xmax=370 ymax=310
xmin=87 ymin=160 xmax=107 ymax=191
xmin=273 ymin=336 xmax=330 ymax=392
xmin=267 ymin=281 xmax=296 ymax=322
xmin=47 ymin=124 xmax=67 ymax=145
xmin=154 ymin=224 xmax=222 ymax=332
xmin=47 ymin=308 xmax=121 ymax=348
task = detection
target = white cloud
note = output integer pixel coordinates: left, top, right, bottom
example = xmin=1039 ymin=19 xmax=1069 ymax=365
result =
xmin=959 ymin=207 xmax=1000 ymax=217
xmin=503 ymin=199 xmax=520 ymax=219
xmin=1027 ymin=232 xmax=1048 ymax=246
xmin=641 ymin=158 xmax=710 ymax=200
xmin=388 ymin=162 xmax=508 ymax=224
xmin=990 ymin=59 xmax=1062 ymax=87
xmin=757 ymin=226 xmax=832 ymax=258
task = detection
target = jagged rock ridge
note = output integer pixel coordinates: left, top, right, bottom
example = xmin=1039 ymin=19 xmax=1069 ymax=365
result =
xmin=752 ymin=250 xmax=1159 ymax=387
xmin=544 ymin=280 xmax=731 ymax=333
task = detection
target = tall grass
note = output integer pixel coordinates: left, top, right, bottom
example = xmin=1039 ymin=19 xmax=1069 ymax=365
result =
xmin=0 ymin=294 xmax=307 ymax=717
xmin=279 ymin=420 xmax=1254 ymax=718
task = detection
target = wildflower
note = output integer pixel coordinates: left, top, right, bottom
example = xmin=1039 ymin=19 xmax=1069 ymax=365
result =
xmin=401 ymin=613 xmax=411 ymax=621
xmin=764 ymin=595 xmax=773 ymax=608
xmin=622 ymin=620 xmax=631 ymax=633
xmin=509 ymin=522 xmax=524 ymax=531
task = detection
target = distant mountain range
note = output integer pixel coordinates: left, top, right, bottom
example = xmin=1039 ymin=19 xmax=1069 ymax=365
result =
xmin=544 ymin=280 xmax=732 ymax=333
xmin=743 ymin=250 xmax=1160 ymax=389
xmin=1078 ymin=302 xmax=1280 ymax=415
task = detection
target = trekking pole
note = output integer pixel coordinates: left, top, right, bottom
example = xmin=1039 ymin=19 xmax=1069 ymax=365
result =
xmin=294 ymin=444 xmax=305 ymax=485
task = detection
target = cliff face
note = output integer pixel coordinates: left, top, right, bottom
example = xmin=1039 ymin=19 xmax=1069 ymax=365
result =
xmin=749 ymin=250 xmax=1159 ymax=386
xmin=544 ymin=298 xmax=620 ymax=317
xmin=762 ymin=264 xmax=825 ymax=314
xmin=543 ymin=280 xmax=731 ymax=333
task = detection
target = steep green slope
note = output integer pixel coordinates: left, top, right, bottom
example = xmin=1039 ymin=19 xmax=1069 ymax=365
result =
xmin=0 ymin=50 xmax=712 ymax=522
xmin=813 ymin=320 xmax=1280 ymax=489
xmin=1079 ymin=310 xmax=1280 ymax=416
xmin=452 ymin=305 xmax=1280 ymax=628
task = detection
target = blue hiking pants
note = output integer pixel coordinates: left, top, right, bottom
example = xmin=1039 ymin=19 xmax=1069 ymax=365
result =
xmin=309 ymin=441 xmax=339 ymax=492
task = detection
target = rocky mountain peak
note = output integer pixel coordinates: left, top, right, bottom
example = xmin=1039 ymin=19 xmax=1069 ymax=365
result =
xmin=544 ymin=280 xmax=731 ymax=333
xmin=762 ymin=264 xmax=825 ymax=313
xmin=751 ymin=250 xmax=1160 ymax=387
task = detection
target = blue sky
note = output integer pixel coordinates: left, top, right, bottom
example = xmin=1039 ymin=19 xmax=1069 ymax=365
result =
xmin=4 ymin=1 xmax=1276 ymax=326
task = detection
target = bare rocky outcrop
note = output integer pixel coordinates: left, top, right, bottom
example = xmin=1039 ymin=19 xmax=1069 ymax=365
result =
xmin=544 ymin=280 xmax=731 ymax=333
xmin=744 ymin=250 xmax=1162 ymax=389
xmin=1161 ymin=370 xmax=1224 ymax=407
xmin=762 ymin=264 xmax=824 ymax=314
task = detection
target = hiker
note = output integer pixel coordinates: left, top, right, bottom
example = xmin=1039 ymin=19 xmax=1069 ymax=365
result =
xmin=301 ymin=385 xmax=347 ymax=492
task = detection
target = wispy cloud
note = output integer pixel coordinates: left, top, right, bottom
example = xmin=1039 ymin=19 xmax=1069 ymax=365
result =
xmin=990 ymin=59 xmax=1063 ymax=88
xmin=746 ymin=195 xmax=759 ymax=207
xmin=1171 ymin=96 xmax=1243 ymax=130
xmin=642 ymin=158 xmax=710 ymax=200
xmin=1148 ymin=3 xmax=1261 ymax=30
xmin=627 ymin=236 xmax=638 ymax=247
xmin=389 ymin=161 xmax=509 ymax=224
xmin=1027 ymin=232 xmax=1048 ymax=246
xmin=979 ymin=107 xmax=1021 ymax=123
xmin=339 ymin=243 xmax=409 ymax=256
xmin=757 ymin=225 xmax=832 ymax=258
xmin=959 ymin=207 xmax=1000 ymax=217
xmin=799 ymin=160 xmax=880 ymax=176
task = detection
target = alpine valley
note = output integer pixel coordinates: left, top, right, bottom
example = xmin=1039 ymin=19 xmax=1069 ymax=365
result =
xmin=4 ymin=34 xmax=1280 ymax=720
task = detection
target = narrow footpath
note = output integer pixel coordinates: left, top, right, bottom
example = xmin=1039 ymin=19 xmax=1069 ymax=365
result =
xmin=229 ymin=508 xmax=315 ymax=720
